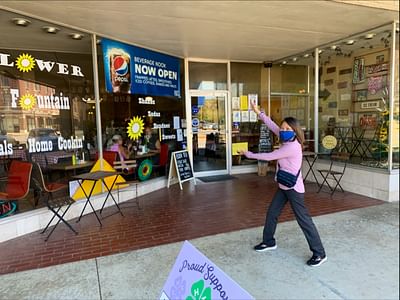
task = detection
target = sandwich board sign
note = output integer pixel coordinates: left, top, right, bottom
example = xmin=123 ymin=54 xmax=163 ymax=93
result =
xmin=167 ymin=150 xmax=196 ymax=190
xmin=160 ymin=241 xmax=254 ymax=300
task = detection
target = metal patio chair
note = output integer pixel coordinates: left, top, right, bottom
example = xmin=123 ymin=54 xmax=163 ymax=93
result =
xmin=317 ymin=152 xmax=350 ymax=196
xmin=31 ymin=162 xmax=77 ymax=241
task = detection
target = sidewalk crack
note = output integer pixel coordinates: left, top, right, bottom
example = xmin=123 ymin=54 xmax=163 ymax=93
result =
xmin=95 ymin=258 xmax=103 ymax=300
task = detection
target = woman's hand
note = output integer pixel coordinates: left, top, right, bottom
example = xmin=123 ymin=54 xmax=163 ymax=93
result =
xmin=237 ymin=150 xmax=246 ymax=156
xmin=250 ymin=100 xmax=261 ymax=115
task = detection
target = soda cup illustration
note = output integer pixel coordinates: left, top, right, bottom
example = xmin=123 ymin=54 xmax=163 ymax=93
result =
xmin=109 ymin=48 xmax=131 ymax=93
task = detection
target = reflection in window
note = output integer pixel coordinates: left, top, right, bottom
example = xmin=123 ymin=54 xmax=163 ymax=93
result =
xmin=0 ymin=11 xmax=95 ymax=215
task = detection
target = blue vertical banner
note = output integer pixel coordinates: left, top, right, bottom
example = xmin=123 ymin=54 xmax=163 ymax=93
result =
xmin=102 ymin=38 xmax=181 ymax=97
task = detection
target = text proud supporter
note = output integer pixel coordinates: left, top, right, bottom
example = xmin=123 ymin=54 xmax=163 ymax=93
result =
xmin=179 ymin=260 xmax=229 ymax=300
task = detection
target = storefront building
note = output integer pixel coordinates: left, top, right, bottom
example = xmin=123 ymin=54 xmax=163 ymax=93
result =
xmin=0 ymin=3 xmax=398 ymax=241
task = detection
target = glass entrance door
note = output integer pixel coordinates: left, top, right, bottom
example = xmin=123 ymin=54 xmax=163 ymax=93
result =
xmin=190 ymin=93 xmax=228 ymax=174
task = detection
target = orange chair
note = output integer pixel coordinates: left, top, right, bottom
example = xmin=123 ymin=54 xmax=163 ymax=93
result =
xmin=0 ymin=160 xmax=33 ymax=210
xmin=31 ymin=162 xmax=77 ymax=241
xmin=95 ymin=150 xmax=118 ymax=166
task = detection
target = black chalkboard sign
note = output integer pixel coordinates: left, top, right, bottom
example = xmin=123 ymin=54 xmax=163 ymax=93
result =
xmin=167 ymin=150 xmax=195 ymax=190
xmin=259 ymin=124 xmax=273 ymax=153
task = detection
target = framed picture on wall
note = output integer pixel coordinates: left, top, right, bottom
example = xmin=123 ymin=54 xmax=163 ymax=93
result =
xmin=327 ymin=67 xmax=336 ymax=74
xmin=376 ymin=54 xmax=385 ymax=64
xmin=328 ymin=102 xmax=337 ymax=108
xmin=356 ymin=89 xmax=368 ymax=101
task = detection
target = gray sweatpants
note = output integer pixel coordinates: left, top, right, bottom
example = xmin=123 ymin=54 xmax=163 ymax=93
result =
xmin=263 ymin=188 xmax=326 ymax=257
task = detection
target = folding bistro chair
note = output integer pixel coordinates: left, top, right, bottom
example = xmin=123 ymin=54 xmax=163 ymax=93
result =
xmin=113 ymin=159 xmax=141 ymax=210
xmin=31 ymin=162 xmax=77 ymax=241
xmin=317 ymin=152 xmax=350 ymax=196
xmin=0 ymin=160 xmax=33 ymax=210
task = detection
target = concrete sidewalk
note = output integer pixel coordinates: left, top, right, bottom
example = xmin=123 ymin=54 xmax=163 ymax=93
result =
xmin=0 ymin=202 xmax=398 ymax=300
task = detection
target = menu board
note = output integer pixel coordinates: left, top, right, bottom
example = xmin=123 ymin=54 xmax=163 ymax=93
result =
xmin=259 ymin=124 xmax=273 ymax=153
xmin=167 ymin=150 xmax=195 ymax=190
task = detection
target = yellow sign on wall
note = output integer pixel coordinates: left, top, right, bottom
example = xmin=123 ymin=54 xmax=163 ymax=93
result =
xmin=232 ymin=142 xmax=248 ymax=155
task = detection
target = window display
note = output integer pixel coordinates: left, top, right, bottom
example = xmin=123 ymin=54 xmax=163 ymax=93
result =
xmin=318 ymin=41 xmax=392 ymax=168
xmin=0 ymin=11 xmax=95 ymax=214
xmin=97 ymin=37 xmax=186 ymax=178
xmin=231 ymin=62 xmax=268 ymax=166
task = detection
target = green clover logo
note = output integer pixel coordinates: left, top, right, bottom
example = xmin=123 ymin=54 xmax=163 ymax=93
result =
xmin=185 ymin=279 xmax=211 ymax=300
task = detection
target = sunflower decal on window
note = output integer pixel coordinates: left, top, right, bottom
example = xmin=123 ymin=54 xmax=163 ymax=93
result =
xmin=19 ymin=94 xmax=36 ymax=110
xmin=15 ymin=53 xmax=36 ymax=72
xmin=127 ymin=116 xmax=144 ymax=140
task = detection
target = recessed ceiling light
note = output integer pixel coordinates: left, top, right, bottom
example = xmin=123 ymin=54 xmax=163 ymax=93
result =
xmin=346 ymin=40 xmax=355 ymax=45
xmin=318 ymin=49 xmax=324 ymax=54
xmin=364 ymin=33 xmax=376 ymax=39
xmin=42 ymin=26 xmax=60 ymax=34
xmin=96 ymin=39 xmax=102 ymax=44
xmin=330 ymin=45 xmax=338 ymax=50
xmin=11 ymin=18 xmax=31 ymax=26
xmin=282 ymin=60 xmax=287 ymax=64
xmin=292 ymin=57 xmax=298 ymax=62
xmin=303 ymin=53 xmax=310 ymax=58
xmin=69 ymin=33 xmax=84 ymax=40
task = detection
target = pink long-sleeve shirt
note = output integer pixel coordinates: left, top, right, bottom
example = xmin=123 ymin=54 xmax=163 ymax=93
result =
xmin=244 ymin=112 xmax=305 ymax=193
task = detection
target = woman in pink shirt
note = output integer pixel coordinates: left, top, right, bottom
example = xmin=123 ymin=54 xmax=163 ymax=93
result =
xmin=239 ymin=101 xmax=326 ymax=267
xmin=109 ymin=135 xmax=131 ymax=163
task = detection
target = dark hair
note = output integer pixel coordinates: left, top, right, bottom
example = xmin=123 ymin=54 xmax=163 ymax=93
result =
xmin=281 ymin=117 xmax=304 ymax=148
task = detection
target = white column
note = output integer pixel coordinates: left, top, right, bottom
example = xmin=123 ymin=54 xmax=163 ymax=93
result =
xmin=91 ymin=33 xmax=103 ymax=168
xmin=184 ymin=58 xmax=193 ymax=166
xmin=307 ymin=65 xmax=311 ymax=129
xmin=388 ymin=21 xmax=397 ymax=171
xmin=268 ymin=67 xmax=271 ymax=116
xmin=314 ymin=48 xmax=319 ymax=153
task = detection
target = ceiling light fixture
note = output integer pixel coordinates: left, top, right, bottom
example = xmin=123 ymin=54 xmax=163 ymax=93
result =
xmin=318 ymin=49 xmax=324 ymax=54
xmin=11 ymin=18 xmax=31 ymax=27
xmin=282 ymin=60 xmax=287 ymax=65
xmin=364 ymin=33 xmax=376 ymax=39
xmin=292 ymin=57 xmax=298 ymax=62
xmin=82 ymin=97 xmax=103 ymax=104
xmin=42 ymin=26 xmax=60 ymax=34
xmin=330 ymin=45 xmax=338 ymax=50
xmin=346 ymin=40 xmax=355 ymax=45
xmin=303 ymin=53 xmax=310 ymax=58
xmin=69 ymin=33 xmax=84 ymax=40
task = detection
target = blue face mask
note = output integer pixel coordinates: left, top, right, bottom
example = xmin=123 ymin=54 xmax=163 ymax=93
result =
xmin=279 ymin=130 xmax=296 ymax=142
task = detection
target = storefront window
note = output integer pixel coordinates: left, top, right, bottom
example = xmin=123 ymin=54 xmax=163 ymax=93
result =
xmin=0 ymin=10 xmax=95 ymax=214
xmin=231 ymin=62 xmax=268 ymax=166
xmin=316 ymin=24 xmax=393 ymax=169
xmin=271 ymin=64 xmax=308 ymax=94
xmin=391 ymin=23 xmax=399 ymax=169
xmin=189 ymin=62 xmax=227 ymax=90
xmin=98 ymin=38 xmax=186 ymax=180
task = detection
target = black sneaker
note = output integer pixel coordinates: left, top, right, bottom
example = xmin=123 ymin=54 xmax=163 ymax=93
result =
xmin=254 ymin=243 xmax=277 ymax=252
xmin=307 ymin=255 xmax=327 ymax=267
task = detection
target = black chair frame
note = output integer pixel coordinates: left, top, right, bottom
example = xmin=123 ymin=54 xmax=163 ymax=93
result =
xmin=317 ymin=152 xmax=350 ymax=196
xmin=31 ymin=162 xmax=77 ymax=241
